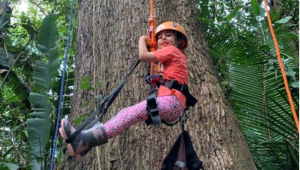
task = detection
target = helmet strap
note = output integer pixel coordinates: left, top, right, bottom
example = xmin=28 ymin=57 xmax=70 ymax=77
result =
xmin=174 ymin=31 xmax=179 ymax=48
xmin=174 ymin=31 xmax=184 ymax=50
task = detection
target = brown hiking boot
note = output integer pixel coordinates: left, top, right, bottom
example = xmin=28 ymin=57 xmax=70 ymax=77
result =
xmin=59 ymin=118 xmax=108 ymax=159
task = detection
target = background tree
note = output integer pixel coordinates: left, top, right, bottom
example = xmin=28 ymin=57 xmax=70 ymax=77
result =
xmin=58 ymin=0 xmax=257 ymax=170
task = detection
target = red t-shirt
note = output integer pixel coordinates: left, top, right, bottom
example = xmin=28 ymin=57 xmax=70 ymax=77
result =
xmin=153 ymin=46 xmax=188 ymax=106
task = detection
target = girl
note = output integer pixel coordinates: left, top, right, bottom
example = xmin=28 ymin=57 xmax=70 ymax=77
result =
xmin=60 ymin=21 xmax=192 ymax=159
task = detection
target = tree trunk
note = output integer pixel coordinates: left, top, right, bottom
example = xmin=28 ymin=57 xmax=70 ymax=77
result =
xmin=58 ymin=0 xmax=257 ymax=170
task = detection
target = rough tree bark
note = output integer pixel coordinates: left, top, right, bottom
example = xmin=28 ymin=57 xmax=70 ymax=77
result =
xmin=58 ymin=0 xmax=257 ymax=170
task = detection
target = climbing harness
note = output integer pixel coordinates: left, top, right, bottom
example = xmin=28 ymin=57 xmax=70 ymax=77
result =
xmin=50 ymin=0 xmax=75 ymax=169
xmin=144 ymin=6 xmax=197 ymax=126
xmin=262 ymin=0 xmax=299 ymax=132
xmin=161 ymin=79 xmax=197 ymax=108
xmin=145 ymin=78 xmax=198 ymax=126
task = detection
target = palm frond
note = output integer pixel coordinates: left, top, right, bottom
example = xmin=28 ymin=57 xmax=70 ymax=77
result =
xmin=33 ymin=14 xmax=60 ymax=91
xmin=26 ymin=14 xmax=60 ymax=169
xmin=230 ymin=64 xmax=298 ymax=169
xmin=200 ymin=2 xmax=299 ymax=168
xmin=27 ymin=93 xmax=50 ymax=158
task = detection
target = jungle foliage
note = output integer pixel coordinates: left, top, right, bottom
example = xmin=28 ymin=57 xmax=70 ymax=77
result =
xmin=0 ymin=0 xmax=298 ymax=169
xmin=198 ymin=0 xmax=299 ymax=169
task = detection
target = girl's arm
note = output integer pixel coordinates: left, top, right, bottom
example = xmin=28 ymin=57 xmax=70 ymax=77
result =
xmin=138 ymin=36 xmax=158 ymax=62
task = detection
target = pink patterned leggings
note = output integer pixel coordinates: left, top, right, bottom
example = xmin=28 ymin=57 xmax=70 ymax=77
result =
xmin=104 ymin=95 xmax=184 ymax=139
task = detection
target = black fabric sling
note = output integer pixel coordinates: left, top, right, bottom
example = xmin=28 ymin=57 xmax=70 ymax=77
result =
xmin=161 ymin=131 xmax=205 ymax=170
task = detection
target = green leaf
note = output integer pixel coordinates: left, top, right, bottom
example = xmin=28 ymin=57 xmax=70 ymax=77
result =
xmin=260 ymin=45 xmax=270 ymax=51
xmin=37 ymin=14 xmax=59 ymax=53
xmin=251 ymin=0 xmax=260 ymax=15
xmin=0 ymin=1 xmax=9 ymax=30
xmin=74 ymin=113 xmax=90 ymax=125
xmin=33 ymin=60 xmax=50 ymax=90
xmin=29 ymin=92 xmax=47 ymax=108
xmin=30 ymin=158 xmax=42 ymax=170
xmin=80 ymin=76 xmax=93 ymax=90
xmin=27 ymin=15 xmax=60 ymax=166
xmin=27 ymin=115 xmax=50 ymax=158
xmin=227 ymin=5 xmax=242 ymax=21
xmin=244 ymin=129 xmax=259 ymax=144
xmin=33 ymin=14 xmax=60 ymax=91
xmin=285 ymin=68 xmax=296 ymax=81
xmin=0 ymin=50 xmax=29 ymax=101
xmin=2 ymin=147 xmax=14 ymax=159
xmin=0 ymin=48 xmax=14 ymax=67
xmin=268 ymin=59 xmax=278 ymax=64
xmin=287 ymin=142 xmax=299 ymax=167
xmin=290 ymin=81 xmax=299 ymax=88
xmin=0 ymin=20 xmax=8 ymax=30
xmin=259 ymin=4 xmax=266 ymax=17
xmin=27 ymin=92 xmax=51 ymax=159
xmin=0 ymin=162 xmax=19 ymax=170
xmin=276 ymin=16 xmax=292 ymax=24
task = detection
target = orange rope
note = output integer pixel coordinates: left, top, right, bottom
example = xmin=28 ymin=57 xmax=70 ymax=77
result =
xmin=149 ymin=0 xmax=156 ymax=43
xmin=148 ymin=0 xmax=157 ymax=76
xmin=262 ymin=0 xmax=299 ymax=132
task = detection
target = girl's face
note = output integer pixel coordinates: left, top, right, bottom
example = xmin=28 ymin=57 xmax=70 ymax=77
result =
xmin=157 ymin=30 xmax=175 ymax=49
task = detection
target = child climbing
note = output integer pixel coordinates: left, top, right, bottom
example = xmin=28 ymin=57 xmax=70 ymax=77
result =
xmin=59 ymin=21 xmax=196 ymax=159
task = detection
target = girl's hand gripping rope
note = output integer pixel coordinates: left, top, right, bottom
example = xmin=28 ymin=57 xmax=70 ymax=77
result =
xmin=147 ymin=16 xmax=156 ymax=51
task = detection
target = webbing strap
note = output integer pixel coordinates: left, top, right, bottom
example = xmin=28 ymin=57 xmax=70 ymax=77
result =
xmin=66 ymin=60 xmax=140 ymax=143
xmin=145 ymin=93 xmax=161 ymax=126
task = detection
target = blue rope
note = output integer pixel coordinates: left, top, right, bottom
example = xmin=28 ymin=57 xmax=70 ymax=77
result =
xmin=50 ymin=0 xmax=75 ymax=169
